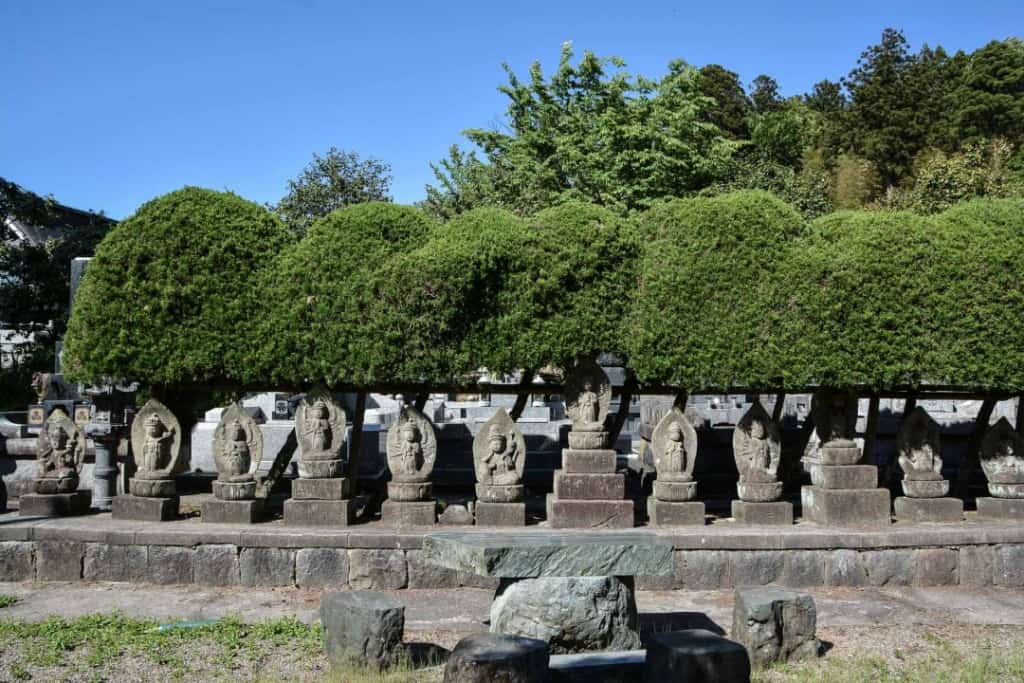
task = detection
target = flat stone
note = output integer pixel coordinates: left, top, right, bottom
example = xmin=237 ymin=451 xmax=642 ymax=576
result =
xmin=680 ymin=551 xmax=733 ymax=590
xmin=147 ymin=545 xmax=194 ymax=584
xmin=732 ymin=587 xmax=818 ymax=668
xmin=438 ymin=504 xmax=475 ymax=525
xmin=194 ymin=544 xmax=240 ymax=586
xmin=444 ymin=633 xmax=549 ymax=682
xmin=201 ymin=498 xmax=264 ymax=524
xmin=894 ymin=497 xmax=963 ymax=523
xmin=239 ymin=547 xmax=295 ymax=587
xmin=475 ymin=502 xmax=525 ymax=527
xmin=548 ymin=650 xmax=644 ymax=683
xmin=406 ymin=549 xmax=459 ymax=589
xmin=731 ymin=500 xmax=793 ymax=525
xmin=296 ymin=548 xmax=349 ymax=588
xmin=653 ymin=480 xmax=697 ymax=502
xmin=643 ymin=629 xmax=751 ymax=682
xmin=649 ymin=498 xmax=705 ymax=526
xmin=781 ymin=551 xmax=826 ymax=588
xmin=36 ymin=540 xmax=84 ymax=581
xmin=977 ymin=497 xmax=1024 ymax=520
xmin=112 ymin=494 xmax=179 ymax=522
xmin=861 ymin=549 xmax=913 ymax=586
xmin=959 ymin=545 xmax=994 ymax=587
xmin=993 ymin=545 xmax=1024 ymax=586
xmin=567 ymin=432 xmax=607 ymax=450
xmin=283 ymin=498 xmax=355 ymax=527
xmin=912 ymin=548 xmax=958 ymax=586
xmin=553 ymin=472 xmax=624 ymax=500
xmin=83 ymin=543 xmax=147 ymax=582
xmin=810 ymin=465 xmax=877 ymax=490
xmin=129 ymin=478 xmax=176 ymax=497
xmin=901 ymin=479 xmax=949 ymax=498
xmin=19 ymin=492 xmax=90 ymax=517
xmin=549 ymin=498 xmax=634 ymax=529
xmin=0 ymin=542 xmax=34 ymax=581
xmin=801 ymin=486 xmax=890 ymax=527
xmin=322 ymin=590 xmax=405 ymax=671
xmin=387 ymin=481 xmax=433 ymax=502
xmin=730 ymin=551 xmax=784 ymax=586
xmin=491 ymin=576 xmax=640 ymax=653
xmin=292 ymin=477 xmax=349 ymax=500
xmin=819 ymin=445 xmax=861 ymax=466
xmin=381 ymin=500 xmax=436 ymax=527
xmin=826 ymin=549 xmax=867 ymax=587
xmin=421 ymin=531 xmax=673 ymax=578
xmin=349 ymin=549 xmax=408 ymax=589
xmin=562 ymin=449 xmax=616 ymax=474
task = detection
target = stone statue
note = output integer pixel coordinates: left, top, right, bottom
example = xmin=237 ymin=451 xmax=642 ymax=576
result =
xmin=896 ymin=407 xmax=948 ymax=498
xmin=295 ymin=386 xmax=347 ymax=479
xmin=564 ymin=359 xmax=612 ymax=433
xmin=732 ymin=402 xmax=783 ymax=502
xmin=35 ymin=409 xmax=86 ymax=494
xmin=129 ymin=399 xmax=182 ymax=497
xmin=812 ymin=388 xmax=858 ymax=447
xmin=651 ymin=407 xmax=698 ymax=501
xmin=211 ymin=403 xmax=263 ymax=500
xmin=981 ymin=418 xmax=1024 ymax=498
xmin=386 ymin=407 xmax=437 ymax=484
xmin=473 ymin=408 xmax=526 ymax=503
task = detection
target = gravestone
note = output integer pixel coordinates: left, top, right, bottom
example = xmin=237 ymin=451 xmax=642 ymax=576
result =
xmin=112 ymin=399 xmax=181 ymax=521
xmin=649 ymin=406 xmax=705 ymax=525
xmin=20 ymin=409 xmax=90 ymax=517
xmin=548 ymin=360 xmax=633 ymax=528
xmin=893 ymin=407 xmax=962 ymax=522
xmin=382 ymin=406 xmax=437 ymax=526
xmin=284 ymin=387 xmax=356 ymax=526
xmin=731 ymin=402 xmax=791 ymax=525
xmin=201 ymin=403 xmax=264 ymax=523
xmin=473 ymin=408 xmax=526 ymax=526
xmin=977 ymin=418 xmax=1024 ymax=520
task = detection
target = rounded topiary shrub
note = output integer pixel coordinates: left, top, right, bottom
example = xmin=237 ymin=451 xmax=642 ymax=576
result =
xmin=628 ymin=191 xmax=805 ymax=390
xmin=64 ymin=187 xmax=291 ymax=387
xmin=253 ymin=201 xmax=435 ymax=387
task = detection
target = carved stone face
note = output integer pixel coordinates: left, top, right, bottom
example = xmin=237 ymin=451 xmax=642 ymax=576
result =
xmin=145 ymin=415 xmax=164 ymax=438
xmin=402 ymin=423 xmax=421 ymax=443
xmin=750 ymin=421 xmax=765 ymax=440
xmin=489 ymin=431 xmax=507 ymax=454
xmin=312 ymin=401 xmax=328 ymax=421
xmin=49 ymin=424 xmax=68 ymax=449
xmin=230 ymin=421 xmax=246 ymax=442
xmin=668 ymin=423 xmax=684 ymax=442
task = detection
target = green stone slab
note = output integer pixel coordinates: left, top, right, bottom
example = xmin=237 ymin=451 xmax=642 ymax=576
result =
xmin=422 ymin=531 xmax=674 ymax=578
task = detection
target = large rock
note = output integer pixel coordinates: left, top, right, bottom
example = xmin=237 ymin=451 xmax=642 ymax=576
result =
xmin=321 ymin=590 xmax=405 ymax=671
xmin=731 ymin=586 xmax=818 ymax=668
xmin=643 ymin=629 xmax=750 ymax=682
xmin=490 ymin=576 xmax=640 ymax=653
xmin=443 ymin=633 xmax=549 ymax=682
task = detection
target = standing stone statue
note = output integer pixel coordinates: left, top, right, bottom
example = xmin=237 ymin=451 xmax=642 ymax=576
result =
xmin=473 ymin=408 xmax=527 ymax=526
xmin=648 ymin=406 xmax=704 ymax=525
xmin=128 ymin=399 xmax=181 ymax=497
xmin=896 ymin=407 xmax=945 ymax=497
xmin=980 ymin=418 xmax=1024 ymax=499
xmin=296 ymin=386 xmax=347 ymax=479
xmin=383 ymin=406 xmax=438 ymax=526
xmin=19 ymin=409 xmax=90 ymax=517
xmin=564 ymin=358 xmax=612 ymax=444
xmin=812 ymin=388 xmax=858 ymax=452
xmin=211 ymin=403 xmax=262 ymax=499
xmin=733 ymin=402 xmax=783 ymax=502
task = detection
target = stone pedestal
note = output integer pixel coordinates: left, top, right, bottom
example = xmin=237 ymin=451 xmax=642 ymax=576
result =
xmin=649 ymin=498 xmax=705 ymax=526
xmin=284 ymin=477 xmax=356 ymax=527
xmin=212 ymin=480 xmax=257 ymax=500
xmin=549 ymin=434 xmax=633 ymax=528
xmin=732 ymin=500 xmax=793 ymax=526
xmin=443 ymin=633 xmax=549 ymax=683
xmin=475 ymin=501 xmax=525 ymax=527
xmin=894 ymin=496 xmax=963 ymax=523
xmin=803 ymin=446 xmax=889 ymax=527
xmin=643 ymin=629 xmax=751 ymax=682
xmin=382 ymin=499 xmax=436 ymax=527
xmin=19 ymin=491 xmax=90 ymax=517
xmin=129 ymin=477 xmax=176 ymax=498
xmin=201 ymin=498 xmax=264 ymax=524
xmin=977 ymin=497 xmax=1024 ymax=520
xmin=112 ymin=494 xmax=179 ymax=521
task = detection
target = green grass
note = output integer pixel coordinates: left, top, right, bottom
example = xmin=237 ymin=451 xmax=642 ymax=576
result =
xmin=0 ymin=594 xmax=18 ymax=608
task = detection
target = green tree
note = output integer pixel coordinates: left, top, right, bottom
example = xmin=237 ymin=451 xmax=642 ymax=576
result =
xmin=749 ymin=74 xmax=783 ymax=113
xmin=274 ymin=148 xmax=391 ymax=235
xmin=697 ymin=64 xmax=751 ymax=138
xmin=421 ymin=145 xmax=502 ymax=221
xmin=953 ymin=38 xmax=1024 ymax=143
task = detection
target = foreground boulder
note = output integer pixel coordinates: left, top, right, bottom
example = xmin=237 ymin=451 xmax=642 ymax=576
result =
xmin=643 ymin=629 xmax=750 ymax=682
xmin=444 ymin=633 xmax=549 ymax=682
xmin=731 ymin=586 xmax=819 ymax=667
xmin=321 ymin=590 xmax=405 ymax=670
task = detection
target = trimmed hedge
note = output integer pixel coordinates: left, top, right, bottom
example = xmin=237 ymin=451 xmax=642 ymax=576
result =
xmin=65 ymin=189 xmax=1024 ymax=393
xmin=63 ymin=187 xmax=291 ymax=387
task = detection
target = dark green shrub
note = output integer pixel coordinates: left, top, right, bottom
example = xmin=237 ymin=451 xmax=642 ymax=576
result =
xmin=628 ymin=191 xmax=805 ymax=389
xmin=63 ymin=187 xmax=291 ymax=387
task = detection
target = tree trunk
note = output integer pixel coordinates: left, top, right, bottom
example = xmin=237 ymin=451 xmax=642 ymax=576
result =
xmin=771 ymin=392 xmax=786 ymax=423
xmin=346 ymin=390 xmax=368 ymax=496
xmin=953 ymin=397 xmax=997 ymax=500
xmin=862 ymin=394 xmax=880 ymax=465
xmin=413 ymin=392 xmax=428 ymax=412
xmin=509 ymin=370 xmax=536 ymax=422
xmin=608 ymin=372 xmax=639 ymax=447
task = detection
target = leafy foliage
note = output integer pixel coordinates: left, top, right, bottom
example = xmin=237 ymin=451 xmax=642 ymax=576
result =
xmin=63 ymin=187 xmax=291 ymax=387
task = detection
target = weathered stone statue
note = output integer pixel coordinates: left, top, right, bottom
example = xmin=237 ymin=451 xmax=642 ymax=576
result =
xmin=382 ymin=406 xmax=438 ymax=525
xmin=211 ymin=403 xmax=262 ymax=500
xmin=35 ymin=410 xmax=85 ymax=494
xmin=564 ymin=358 xmax=611 ymax=444
xmin=648 ymin=406 xmax=704 ymax=525
xmin=295 ymin=386 xmax=346 ymax=479
xmin=980 ymin=418 xmax=1024 ymax=499
xmin=896 ymin=407 xmax=946 ymax=497
xmin=813 ymin=388 xmax=858 ymax=451
xmin=128 ymin=399 xmax=181 ymax=497
xmin=473 ymin=408 xmax=527 ymax=526
xmin=733 ymin=402 xmax=783 ymax=503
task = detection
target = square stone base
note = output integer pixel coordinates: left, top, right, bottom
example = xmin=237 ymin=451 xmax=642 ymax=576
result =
xmin=381 ymin=500 xmax=436 ymax=527
xmin=547 ymin=494 xmax=634 ymax=529
xmin=283 ymin=498 xmax=355 ymax=527
xmin=731 ymin=500 xmax=793 ymax=525
xmin=811 ymin=464 xmax=877 ymax=489
xmin=649 ymin=498 xmax=706 ymax=526
xmin=475 ymin=501 xmax=525 ymax=527
xmin=112 ymin=494 xmax=179 ymax=522
xmin=561 ymin=449 xmax=617 ymax=474
xmin=894 ymin=496 xmax=963 ymax=523
xmin=801 ymin=486 xmax=890 ymax=527
xmin=976 ymin=497 xmax=1024 ymax=520
xmin=292 ymin=477 xmax=349 ymax=500
xmin=553 ymin=471 xmax=624 ymax=500
xmin=19 ymin=491 xmax=91 ymax=517
xmin=201 ymin=498 xmax=264 ymax=524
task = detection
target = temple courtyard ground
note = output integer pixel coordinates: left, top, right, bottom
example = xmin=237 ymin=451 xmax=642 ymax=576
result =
xmin=0 ymin=582 xmax=1023 ymax=681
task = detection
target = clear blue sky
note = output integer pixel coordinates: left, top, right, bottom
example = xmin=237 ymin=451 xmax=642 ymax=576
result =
xmin=3 ymin=1 xmax=1021 ymax=219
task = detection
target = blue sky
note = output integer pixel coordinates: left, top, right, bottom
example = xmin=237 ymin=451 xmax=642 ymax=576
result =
xmin=3 ymin=1 xmax=1021 ymax=219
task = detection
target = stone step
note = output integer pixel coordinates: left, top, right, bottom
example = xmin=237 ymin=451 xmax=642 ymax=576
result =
xmin=562 ymin=449 xmax=617 ymax=474
xmin=801 ymin=486 xmax=890 ymax=528
xmin=553 ymin=472 xmax=625 ymax=500
xmin=547 ymin=496 xmax=635 ymax=529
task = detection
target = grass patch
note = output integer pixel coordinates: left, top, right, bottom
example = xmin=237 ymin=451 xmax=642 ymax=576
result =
xmin=0 ymin=594 xmax=18 ymax=608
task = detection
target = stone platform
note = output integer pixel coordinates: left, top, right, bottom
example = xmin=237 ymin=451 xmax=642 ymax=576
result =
xmin=2 ymin=510 xmax=1024 ymax=589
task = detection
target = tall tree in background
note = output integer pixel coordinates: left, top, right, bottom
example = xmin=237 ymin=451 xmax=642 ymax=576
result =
xmin=954 ymin=38 xmax=1024 ymax=143
xmin=274 ymin=147 xmax=391 ymax=234
xmin=697 ymin=64 xmax=751 ymax=139
xmin=749 ymin=75 xmax=783 ymax=113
